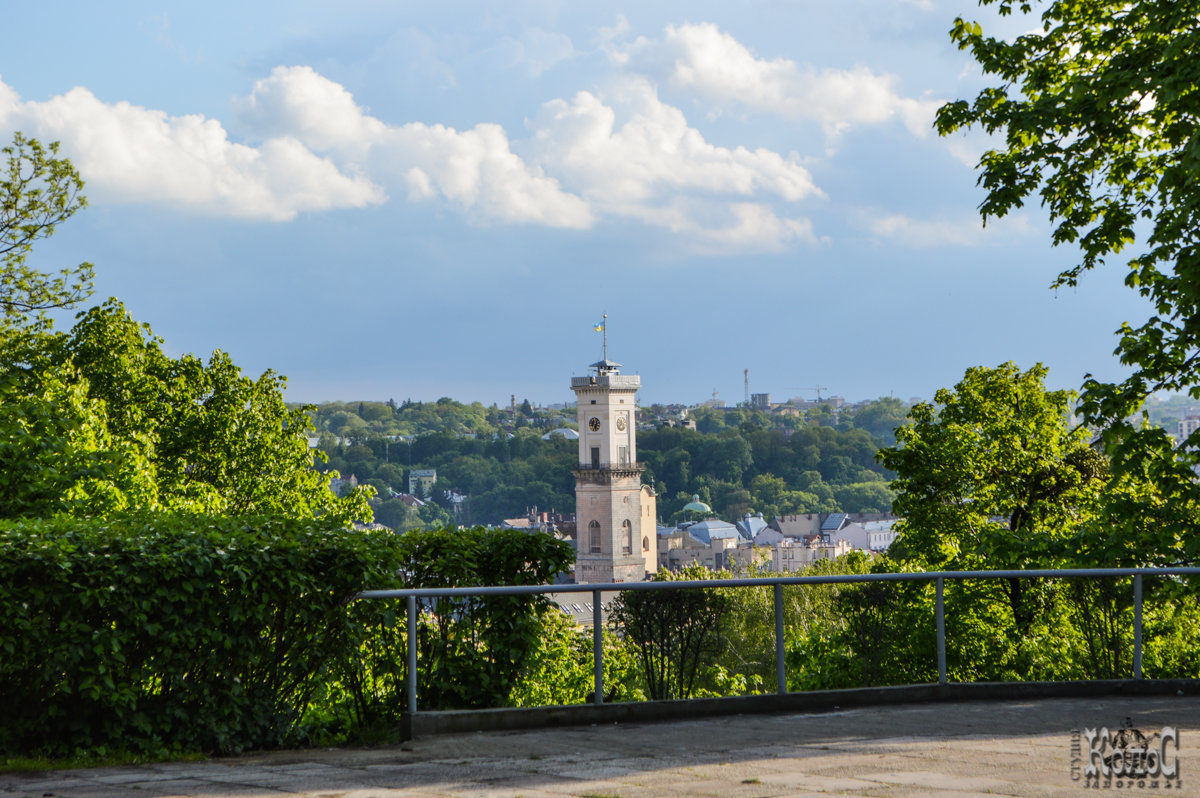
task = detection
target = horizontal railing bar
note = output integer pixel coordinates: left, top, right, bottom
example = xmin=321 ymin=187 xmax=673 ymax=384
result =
xmin=356 ymin=566 xmax=1200 ymax=600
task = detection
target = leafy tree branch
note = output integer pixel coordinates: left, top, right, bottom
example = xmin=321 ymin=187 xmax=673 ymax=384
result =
xmin=1 ymin=133 xmax=93 ymax=320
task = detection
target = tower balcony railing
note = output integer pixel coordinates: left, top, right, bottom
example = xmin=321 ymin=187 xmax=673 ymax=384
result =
xmin=573 ymin=461 xmax=642 ymax=471
xmin=359 ymin=566 xmax=1200 ymax=730
xmin=571 ymin=374 xmax=641 ymax=389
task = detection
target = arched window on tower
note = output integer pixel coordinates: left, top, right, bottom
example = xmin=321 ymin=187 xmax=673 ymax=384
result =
xmin=622 ymin=519 xmax=633 ymax=555
xmin=589 ymin=520 xmax=601 ymax=553
xmin=642 ymin=536 xmax=650 ymax=552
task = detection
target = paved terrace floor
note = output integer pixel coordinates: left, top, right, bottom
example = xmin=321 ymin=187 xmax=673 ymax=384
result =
xmin=4 ymin=695 xmax=1198 ymax=797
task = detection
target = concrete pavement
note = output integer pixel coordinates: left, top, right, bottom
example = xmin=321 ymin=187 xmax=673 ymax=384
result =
xmin=3 ymin=695 xmax=1198 ymax=797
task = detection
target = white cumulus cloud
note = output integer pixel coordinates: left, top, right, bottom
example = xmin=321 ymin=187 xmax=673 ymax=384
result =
xmin=0 ymin=80 xmax=17 ymax=127
xmin=236 ymin=65 xmax=593 ymax=229
xmin=374 ymin=121 xmax=594 ymax=228
xmin=0 ymin=75 xmax=383 ymax=221
xmin=526 ymin=77 xmax=820 ymax=250
xmin=235 ymin=66 xmax=385 ymax=155
xmin=616 ymin=22 xmax=940 ymax=140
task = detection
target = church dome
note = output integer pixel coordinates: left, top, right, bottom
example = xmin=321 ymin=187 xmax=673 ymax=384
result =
xmin=682 ymin=494 xmax=712 ymax=514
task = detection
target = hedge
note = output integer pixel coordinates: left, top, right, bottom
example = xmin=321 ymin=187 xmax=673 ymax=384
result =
xmin=0 ymin=514 xmax=403 ymax=755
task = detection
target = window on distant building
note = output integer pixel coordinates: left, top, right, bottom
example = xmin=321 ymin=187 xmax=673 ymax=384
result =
xmin=622 ymin=519 xmax=632 ymax=555
xmin=589 ymin=520 xmax=601 ymax=553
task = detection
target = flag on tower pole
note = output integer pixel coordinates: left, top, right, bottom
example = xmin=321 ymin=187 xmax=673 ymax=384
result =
xmin=595 ymin=314 xmax=609 ymax=363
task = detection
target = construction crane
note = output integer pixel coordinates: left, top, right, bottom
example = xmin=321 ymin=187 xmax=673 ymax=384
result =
xmin=813 ymin=384 xmax=828 ymax=402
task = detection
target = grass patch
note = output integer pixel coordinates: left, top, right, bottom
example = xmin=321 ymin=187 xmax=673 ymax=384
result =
xmin=1 ymin=749 xmax=206 ymax=774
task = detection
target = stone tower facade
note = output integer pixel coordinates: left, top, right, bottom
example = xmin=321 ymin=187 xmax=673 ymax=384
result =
xmin=571 ymin=357 xmax=657 ymax=583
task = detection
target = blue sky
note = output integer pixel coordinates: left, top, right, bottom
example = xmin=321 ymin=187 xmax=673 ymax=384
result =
xmin=1 ymin=1 xmax=1150 ymax=407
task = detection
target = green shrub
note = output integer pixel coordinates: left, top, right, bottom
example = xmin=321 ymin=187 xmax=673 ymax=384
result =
xmin=0 ymin=514 xmax=402 ymax=756
xmin=354 ymin=526 xmax=574 ymax=711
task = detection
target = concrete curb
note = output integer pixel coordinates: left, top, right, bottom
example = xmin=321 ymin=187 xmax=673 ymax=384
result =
xmin=403 ymin=677 xmax=1200 ymax=738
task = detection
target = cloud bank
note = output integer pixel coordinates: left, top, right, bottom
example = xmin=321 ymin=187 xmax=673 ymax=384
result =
xmin=0 ymin=57 xmax=821 ymax=250
xmin=0 ymin=20 xmax=957 ymax=251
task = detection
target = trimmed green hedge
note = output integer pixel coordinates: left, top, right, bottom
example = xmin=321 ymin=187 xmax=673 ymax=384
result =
xmin=0 ymin=515 xmax=402 ymax=755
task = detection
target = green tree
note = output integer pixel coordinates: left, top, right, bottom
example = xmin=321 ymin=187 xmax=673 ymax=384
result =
xmin=880 ymin=363 xmax=1105 ymax=630
xmin=393 ymin=526 xmax=574 ymax=709
xmin=0 ymin=329 xmax=154 ymax=517
xmin=1 ymin=134 xmax=93 ymax=321
xmin=607 ymin=566 xmax=732 ymax=700
xmin=833 ymin=481 xmax=895 ymax=514
xmin=509 ymin=613 xmax=644 ymax=706
xmin=882 ymin=364 xmax=1101 ymax=566
xmin=846 ymin=397 xmax=910 ymax=444
xmin=0 ymin=300 xmax=371 ymax=524
xmin=373 ymin=497 xmax=421 ymax=531
xmin=749 ymin=473 xmax=787 ymax=507
xmin=937 ymin=0 xmax=1200 ymax=562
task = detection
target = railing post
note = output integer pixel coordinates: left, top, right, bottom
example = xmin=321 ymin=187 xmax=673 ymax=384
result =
xmin=774 ymin=583 xmax=786 ymax=694
xmin=1133 ymin=574 xmax=1143 ymax=680
xmin=593 ymin=589 xmax=604 ymax=704
xmin=407 ymin=594 xmax=418 ymax=714
xmin=936 ymin=577 xmax=946 ymax=685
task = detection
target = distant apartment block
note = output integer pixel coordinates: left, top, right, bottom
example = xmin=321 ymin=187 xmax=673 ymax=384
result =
xmin=408 ymin=468 xmax=437 ymax=498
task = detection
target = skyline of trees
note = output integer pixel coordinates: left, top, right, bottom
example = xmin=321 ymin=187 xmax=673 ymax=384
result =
xmin=309 ymin=396 xmax=904 ymax=528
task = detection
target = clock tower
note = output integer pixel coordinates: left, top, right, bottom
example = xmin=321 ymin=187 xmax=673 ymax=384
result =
xmin=571 ymin=345 xmax=657 ymax=583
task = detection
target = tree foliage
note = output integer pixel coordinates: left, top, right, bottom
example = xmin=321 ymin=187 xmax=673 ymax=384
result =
xmin=314 ymin=399 xmax=904 ymax=528
xmin=880 ymin=363 xmax=1104 ymax=570
xmin=607 ymin=566 xmax=732 ymax=700
xmin=0 ymin=133 xmax=93 ymax=321
xmin=0 ymin=300 xmax=371 ymax=523
xmin=938 ymin=0 xmax=1200 ymax=556
xmin=390 ymin=526 xmax=575 ymax=709
xmin=869 ymin=362 xmax=1200 ymax=683
xmin=880 ymin=363 xmax=1108 ymax=638
xmin=0 ymin=136 xmax=367 ymax=525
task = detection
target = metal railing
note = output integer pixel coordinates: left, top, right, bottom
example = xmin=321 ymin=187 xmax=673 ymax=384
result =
xmin=356 ymin=567 xmax=1200 ymax=716
xmin=571 ymin=375 xmax=641 ymax=388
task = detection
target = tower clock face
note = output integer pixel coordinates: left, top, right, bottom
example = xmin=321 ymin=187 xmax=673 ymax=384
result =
xmin=588 ymin=417 xmax=601 ymax=431
xmin=616 ymin=416 xmax=627 ymax=431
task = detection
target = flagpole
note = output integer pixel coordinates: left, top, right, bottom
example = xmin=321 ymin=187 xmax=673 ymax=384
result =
xmin=602 ymin=313 xmax=608 ymax=363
